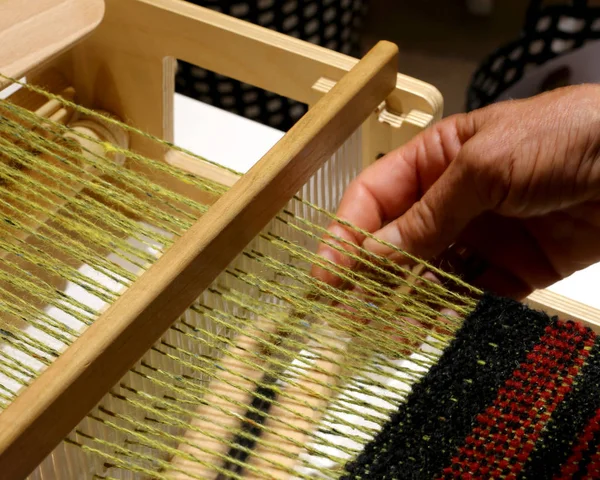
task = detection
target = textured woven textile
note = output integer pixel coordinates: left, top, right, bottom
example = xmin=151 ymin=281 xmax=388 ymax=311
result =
xmin=344 ymin=294 xmax=600 ymax=479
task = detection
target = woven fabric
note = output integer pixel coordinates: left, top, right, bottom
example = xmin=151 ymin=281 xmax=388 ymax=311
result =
xmin=467 ymin=0 xmax=600 ymax=111
xmin=343 ymin=294 xmax=600 ymax=479
xmin=176 ymin=0 xmax=368 ymax=131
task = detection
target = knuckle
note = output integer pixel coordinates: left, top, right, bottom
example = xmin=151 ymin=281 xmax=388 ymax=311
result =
xmin=404 ymin=199 xmax=439 ymax=249
xmin=458 ymin=139 xmax=512 ymax=210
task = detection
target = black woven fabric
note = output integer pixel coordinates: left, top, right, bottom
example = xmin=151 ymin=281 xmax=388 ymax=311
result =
xmin=467 ymin=0 xmax=600 ymax=111
xmin=342 ymin=293 xmax=600 ymax=479
xmin=176 ymin=0 xmax=368 ymax=131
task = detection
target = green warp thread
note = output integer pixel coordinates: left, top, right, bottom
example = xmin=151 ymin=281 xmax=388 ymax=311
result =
xmin=0 ymin=76 xmax=482 ymax=479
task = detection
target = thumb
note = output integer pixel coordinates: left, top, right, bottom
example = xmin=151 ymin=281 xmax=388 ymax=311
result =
xmin=362 ymin=148 xmax=493 ymax=262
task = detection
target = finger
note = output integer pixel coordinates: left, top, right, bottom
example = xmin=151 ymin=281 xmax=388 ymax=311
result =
xmin=362 ymin=141 xmax=492 ymax=262
xmin=312 ymin=113 xmax=476 ymax=286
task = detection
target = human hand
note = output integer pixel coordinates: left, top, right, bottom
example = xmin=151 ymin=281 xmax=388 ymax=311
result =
xmin=312 ymin=85 xmax=600 ymax=299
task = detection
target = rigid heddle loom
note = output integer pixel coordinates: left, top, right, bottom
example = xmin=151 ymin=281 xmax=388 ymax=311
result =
xmin=1 ymin=1 xmax=600 ymax=479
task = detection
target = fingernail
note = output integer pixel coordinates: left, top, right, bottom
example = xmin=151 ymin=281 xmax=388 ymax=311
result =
xmin=423 ymin=271 xmax=442 ymax=285
xmin=317 ymin=245 xmax=338 ymax=265
xmin=363 ymin=225 xmax=402 ymax=256
xmin=440 ymin=308 xmax=459 ymax=317
xmin=312 ymin=246 xmax=341 ymax=286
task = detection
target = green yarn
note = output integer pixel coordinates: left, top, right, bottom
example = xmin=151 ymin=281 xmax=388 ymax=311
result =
xmin=0 ymin=77 xmax=483 ymax=479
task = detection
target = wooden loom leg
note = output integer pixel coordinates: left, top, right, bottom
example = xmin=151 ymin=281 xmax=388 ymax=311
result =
xmin=0 ymin=41 xmax=399 ymax=480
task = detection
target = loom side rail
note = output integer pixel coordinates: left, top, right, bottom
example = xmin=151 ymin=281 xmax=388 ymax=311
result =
xmin=133 ymin=0 xmax=441 ymax=117
xmin=0 ymin=41 xmax=399 ymax=480
xmin=526 ymin=289 xmax=600 ymax=333
xmin=0 ymin=0 xmax=105 ymax=90
xmin=48 ymin=0 xmax=442 ymax=166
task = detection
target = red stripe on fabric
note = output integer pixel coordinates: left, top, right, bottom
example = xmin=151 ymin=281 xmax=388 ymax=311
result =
xmin=438 ymin=321 xmax=594 ymax=479
xmin=583 ymin=448 xmax=600 ymax=479
xmin=553 ymin=407 xmax=600 ymax=479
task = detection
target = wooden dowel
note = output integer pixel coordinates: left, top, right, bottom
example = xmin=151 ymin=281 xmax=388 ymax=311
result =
xmin=0 ymin=41 xmax=398 ymax=480
xmin=33 ymin=87 xmax=75 ymax=119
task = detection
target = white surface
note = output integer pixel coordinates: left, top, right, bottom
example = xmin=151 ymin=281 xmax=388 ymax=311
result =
xmin=174 ymin=93 xmax=283 ymax=173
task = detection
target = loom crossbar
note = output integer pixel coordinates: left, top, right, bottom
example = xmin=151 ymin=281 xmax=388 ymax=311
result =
xmin=0 ymin=40 xmax=399 ymax=480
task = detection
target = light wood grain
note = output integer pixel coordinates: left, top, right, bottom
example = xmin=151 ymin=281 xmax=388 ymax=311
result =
xmin=0 ymin=40 xmax=398 ymax=480
xmin=0 ymin=0 xmax=105 ymax=90
xmin=110 ymin=0 xmax=441 ymax=117
xmin=44 ymin=0 xmax=442 ymax=164
xmin=526 ymin=289 xmax=600 ymax=333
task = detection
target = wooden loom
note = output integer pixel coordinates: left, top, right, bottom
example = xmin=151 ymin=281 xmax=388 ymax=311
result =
xmin=0 ymin=1 xmax=599 ymax=479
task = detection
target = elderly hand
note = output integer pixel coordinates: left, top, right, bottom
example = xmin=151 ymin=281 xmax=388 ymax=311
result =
xmin=312 ymin=85 xmax=600 ymax=299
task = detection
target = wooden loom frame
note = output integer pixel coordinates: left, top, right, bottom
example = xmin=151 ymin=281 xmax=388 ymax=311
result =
xmin=0 ymin=1 xmax=598 ymax=479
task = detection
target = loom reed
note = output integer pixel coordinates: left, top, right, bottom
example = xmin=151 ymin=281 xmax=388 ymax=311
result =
xmin=0 ymin=77 xmax=479 ymax=479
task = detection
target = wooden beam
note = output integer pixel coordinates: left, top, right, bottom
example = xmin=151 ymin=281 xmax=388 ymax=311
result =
xmin=0 ymin=40 xmax=399 ymax=480
xmin=0 ymin=0 xmax=104 ymax=90
xmin=526 ymin=289 xmax=600 ymax=333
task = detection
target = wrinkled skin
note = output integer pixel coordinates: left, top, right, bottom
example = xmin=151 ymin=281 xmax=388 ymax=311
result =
xmin=312 ymin=85 xmax=600 ymax=300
